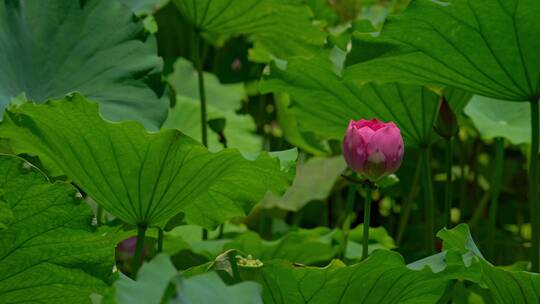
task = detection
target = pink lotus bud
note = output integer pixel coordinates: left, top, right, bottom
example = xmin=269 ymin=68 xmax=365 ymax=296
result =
xmin=117 ymin=236 xmax=146 ymax=259
xmin=343 ymin=119 xmax=404 ymax=181
xmin=231 ymin=58 xmax=243 ymax=72
xmin=434 ymin=97 xmax=459 ymax=139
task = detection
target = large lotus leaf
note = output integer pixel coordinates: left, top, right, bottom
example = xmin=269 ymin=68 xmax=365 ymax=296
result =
xmin=164 ymin=226 xmax=394 ymax=266
xmin=273 ymin=93 xmax=329 ymax=156
xmin=114 ymin=254 xmax=178 ymax=304
xmin=255 ymin=250 xmax=447 ymax=303
xmin=112 ymin=254 xmax=262 ymax=304
xmin=410 ymin=224 xmax=540 ymax=304
xmin=260 ymin=156 xmax=347 ymax=211
xmin=173 ymin=0 xmax=325 ymax=59
xmin=174 ymin=271 xmax=263 ymax=304
xmin=0 ymin=0 xmax=168 ymax=129
xmin=118 ymin=0 xmax=169 ymax=15
xmin=346 ymin=224 xmax=397 ymax=259
xmin=224 ymin=230 xmax=338 ymax=265
xmin=164 ymin=59 xmax=261 ymax=152
xmin=261 ymin=53 xmax=444 ymax=147
xmin=162 ymin=225 xmax=231 ymax=259
xmin=0 ymin=155 xmax=121 ymax=304
xmin=464 ymin=95 xmax=533 ymax=145
xmin=162 ymin=226 xmax=339 ymax=265
xmin=168 ymin=58 xmax=245 ymax=111
xmin=345 ymin=0 xmax=540 ymax=102
xmin=165 ymin=96 xmax=261 ymax=152
xmin=228 ymin=226 xmax=396 ymax=264
xmin=476 ymin=261 xmax=540 ymax=304
xmin=0 ymin=94 xmax=294 ymax=229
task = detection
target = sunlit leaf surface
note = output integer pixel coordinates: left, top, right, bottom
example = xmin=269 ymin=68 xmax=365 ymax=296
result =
xmin=0 ymin=94 xmax=294 ymax=228
xmin=465 ymin=95 xmax=532 ymax=145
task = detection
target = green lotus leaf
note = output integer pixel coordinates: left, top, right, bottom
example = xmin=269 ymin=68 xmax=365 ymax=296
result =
xmin=165 ymin=96 xmax=261 ymax=152
xmin=0 ymin=94 xmax=294 ymax=229
xmin=345 ymin=0 xmax=540 ymax=102
xmin=174 ymin=271 xmax=262 ymax=304
xmin=163 ymin=225 xmax=395 ymax=267
xmin=119 ymin=0 xmax=168 ymax=15
xmin=465 ymin=95 xmax=533 ymax=145
xmin=114 ymin=254 xmax=178 ymax=304
xmin=410 ymin=224 xmax=540 ymax=304
xmin=261 ymin=51 xmax=467 ymax=147
xmin=260 ymin=156 xmax=346 ymax=211
xmin=164 ymin=58 xmax=261 ymax=152
xmin=272 ymin=93 xmax=330 ymax=156
xmin=112 ymin=254 xmax=262 ymax=304
xmin=0 ymin=0 xmax=168 ymax=129
xmin=172 ymin=0 xmax=325 ymax=60
xmin=224 ymin=230 xmax=338 ymax=266
xmin=0 ymin=155 xmax=121 ymax=304
xmin=256 ymin=250 xmax=447 ymax=303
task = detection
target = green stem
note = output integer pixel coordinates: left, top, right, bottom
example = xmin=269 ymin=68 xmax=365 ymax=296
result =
xmin=422 ymin=146 xmax=435 ymax=254
xmin=131 ymin=224 xmax=147 ymax=278
xmin=202 ymin=228 xmax=208 ymax=241
xmin=468 ymin=191 xmax=490 ymax=228
xmin=529 ymin=98 xmax=539 ymax=272
xmin=194 ymin=32 xmax=209 ymax=241
xmin=341 ymin=185 xmax=356 ymax=260
xmin=260 ymin=214 xmax=274 ymax=240
xmin=327 ymin=194 xmax=334 ymax=228
xmin=471 ymin=140 xmax=480 ymax=211
xmin=362 ymin=187 xmax=372 ymax=261
xmin=396 ymin=155 xmax=422 ymax=245
xmin=444 ymin=138 xmax=453 ymax=228
xmin=216 ymin=132 xmax=227 ymax=240
xmin=218 ymin=223 xmax=224 ymax=239
xmin=458 ymin=136 xmax=468 ymax=217
xmin=517 ymin=203 xmax=525 ymax=257
xmin=157 ymin=227 xmax=164 ymax=253
xmin=194 ymin=33 xmax=207 ymax=148
xmin=487 ymin=137 xmax=505 ymax=262
xmin=96 ymin=205 xmax=103 ymax=226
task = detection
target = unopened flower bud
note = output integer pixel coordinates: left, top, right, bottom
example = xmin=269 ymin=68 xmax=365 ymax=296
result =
xmin=434 ymin=97 xmax=459 ymax=139
xmin=343 ymin=119 xmax=404 ymax=181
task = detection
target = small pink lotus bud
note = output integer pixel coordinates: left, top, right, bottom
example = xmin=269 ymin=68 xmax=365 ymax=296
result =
xmin=117 ymin=236 xmax=146 ymax=259
xmin=434 ymin=97 xmax=459 ymax=139
xmin=231 ymin=58 xmax=243 ymax=72
xmin=343 ymin=119 xmax=404 ymax=181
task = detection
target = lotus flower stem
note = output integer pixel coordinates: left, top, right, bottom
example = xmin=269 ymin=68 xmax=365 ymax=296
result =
xmin=487 ymin=137 xmax=504 ymax=262
xmin=361 ymin=186 xmax=373 ymax=261
xmin=218 ymin=223 xmax=225 ymax=239
xmin=202 ymin=228 xmax=208 ymax=241
xmin=469 ymin=191 xmax=490 ymax=228
xmin=194 ymin=33 xmax=208 ymax=148
xmin=444 ymin=138 xmax=453 ymax=228
xmin=458 ymin=136 xmax=468 ymax=219
xmin=157 ymin=227 xmax=164 ymax=253
xmin=132 ymin=224 xmax=147 ymax=277
xmin=194 ymin=31 xmax=209 ymax=241
xmin=96 ymin=205 xmax=103 ymax=226
xmin=529 ymin=98 xmax=539 ymax=272
xmin=435 ymin=96 xmax=458 ymax=229
xmin=422 ymin=147 xmax=435 ymax=254
xmin=396 ymin=156 xmax=422 ymax=245
xmin=340 ymin=184 xmax=356 ymax=260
